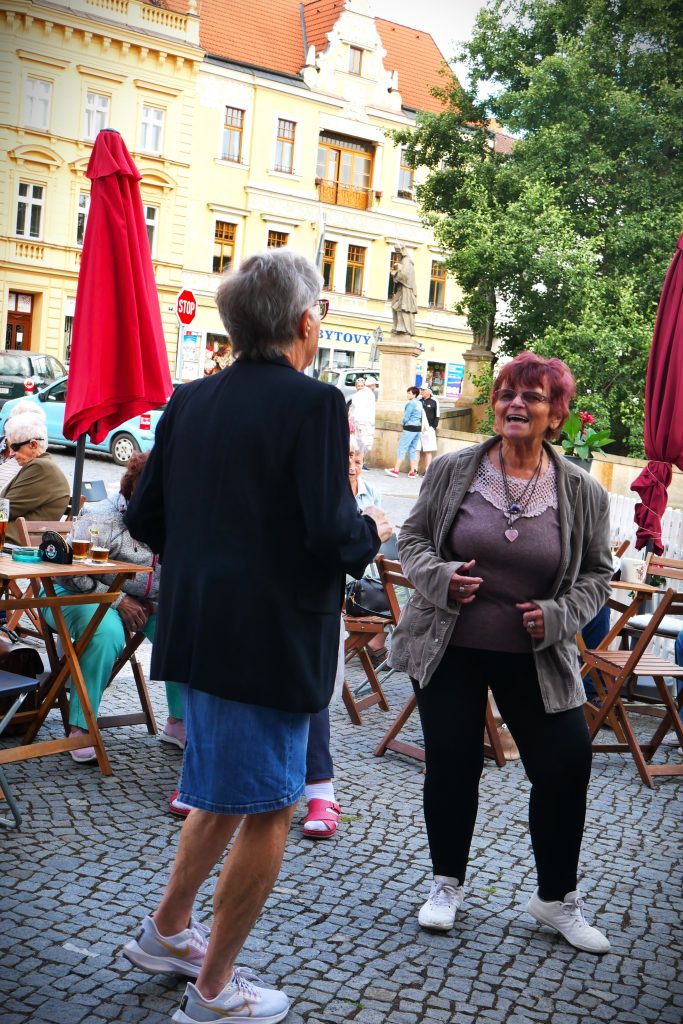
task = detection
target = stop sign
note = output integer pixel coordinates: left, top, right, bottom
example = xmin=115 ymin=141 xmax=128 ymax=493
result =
xmin=176 ymin=289 xmax=197 ymax=325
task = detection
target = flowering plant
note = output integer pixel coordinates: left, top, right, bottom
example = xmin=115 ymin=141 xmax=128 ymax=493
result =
xmin=560 ymin=410 xmax=615 ymax=459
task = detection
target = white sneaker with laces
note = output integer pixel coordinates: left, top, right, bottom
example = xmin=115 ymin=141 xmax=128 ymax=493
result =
xmin=527 ymin=889 xmax=610 ymax=953
xmin=173 ymin=971 xmax=290 ymax=1023
xmin=122 ymin=914 xmax=209 ymax=977
xmin=418 ymin=877 xmax=464 ymax=931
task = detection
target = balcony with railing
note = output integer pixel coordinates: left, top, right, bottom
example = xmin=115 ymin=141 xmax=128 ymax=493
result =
xmin=315 ymin=178 xmax=371 ymax=211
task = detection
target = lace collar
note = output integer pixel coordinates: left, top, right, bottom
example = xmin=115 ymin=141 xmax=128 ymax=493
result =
xmin=469 ymin=454 xmax=558 ymax=519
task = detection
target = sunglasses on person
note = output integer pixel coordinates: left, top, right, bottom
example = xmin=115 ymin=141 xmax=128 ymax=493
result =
xmin=494 ymin=389 xmax=549 ymax=406
xmin=9 ymin=438 xmax=44 ymax=452
xmin=316 ymin=298 xmax=329 ymax=320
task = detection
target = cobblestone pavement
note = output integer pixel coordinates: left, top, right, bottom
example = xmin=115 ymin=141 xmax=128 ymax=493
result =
xmin=1 ymin=642 xmax=681 ymax=1024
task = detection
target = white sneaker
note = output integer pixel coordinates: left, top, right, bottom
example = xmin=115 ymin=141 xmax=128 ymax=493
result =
xmin=527 ymin=889 xmax=610 ymax=954
xmin=173 ymin=971 xmax=290 ymax=1023
xmin=418 ymin=877 xmax=464 ymax=931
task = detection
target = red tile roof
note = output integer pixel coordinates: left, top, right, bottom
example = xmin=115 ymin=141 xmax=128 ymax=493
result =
xmin=375 ymin=18 xmax=452 ymax=113
xmin=161 ymin=1 xmax=453 ymax=112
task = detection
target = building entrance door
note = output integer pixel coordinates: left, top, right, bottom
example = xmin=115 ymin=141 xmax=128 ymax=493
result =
xmin=6 ymin=293 xmax=34 ymax=351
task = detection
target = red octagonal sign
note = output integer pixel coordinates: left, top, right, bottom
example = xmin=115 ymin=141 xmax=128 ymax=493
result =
xmin=176 ymin=289 xmax=197 ymax=326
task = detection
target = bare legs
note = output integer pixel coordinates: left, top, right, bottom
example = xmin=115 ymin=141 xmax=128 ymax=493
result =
xmin=152 ymin=803 xmax=296 ymax=999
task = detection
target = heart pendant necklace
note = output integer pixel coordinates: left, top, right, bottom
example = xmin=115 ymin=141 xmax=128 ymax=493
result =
xmin=499 ymin=445 xmax=544 ymax=542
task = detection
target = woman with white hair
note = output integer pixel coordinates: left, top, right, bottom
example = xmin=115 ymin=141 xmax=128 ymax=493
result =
xmin=1 ymin=407 xmax=69 ymax=543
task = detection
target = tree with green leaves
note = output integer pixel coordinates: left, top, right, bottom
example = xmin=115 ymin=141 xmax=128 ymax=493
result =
xmin=395 ymin=0 xmax=683 ymax=455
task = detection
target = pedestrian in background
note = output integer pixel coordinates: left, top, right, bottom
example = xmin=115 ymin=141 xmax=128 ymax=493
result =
xmin=388 ymin=351 xmax=613 ymax=955
xmin=418 ymin=385 xmax=440 ymax=475
xmin=385 ymin=385 xmax=423 ymax=478
xmin=123 ymin=249 xmax=390 ymax=1024
xmin=349 ymin=376 xmax=376 ymax=468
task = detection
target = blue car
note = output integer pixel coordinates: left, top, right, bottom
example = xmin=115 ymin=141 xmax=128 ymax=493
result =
xmin=0 ymin=376 xmax=175 ymax=465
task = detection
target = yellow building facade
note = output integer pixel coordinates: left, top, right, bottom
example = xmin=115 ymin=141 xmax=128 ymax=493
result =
xmin=0 ymin=0 xmax=202 ymax=369
xmin=1 ymin=0 xmax=473 ymax=397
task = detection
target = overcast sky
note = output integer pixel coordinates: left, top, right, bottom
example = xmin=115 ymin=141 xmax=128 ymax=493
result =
xmin=368 ymin=0 xmax=487 ymax=83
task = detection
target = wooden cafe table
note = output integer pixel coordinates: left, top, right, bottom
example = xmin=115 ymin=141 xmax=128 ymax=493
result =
xmin=0 ymin=553 xmax=152 ymax=776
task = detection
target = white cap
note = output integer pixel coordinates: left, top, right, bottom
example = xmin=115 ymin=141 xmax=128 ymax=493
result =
xmin=365 ymin=376 xmax=378 ymax=386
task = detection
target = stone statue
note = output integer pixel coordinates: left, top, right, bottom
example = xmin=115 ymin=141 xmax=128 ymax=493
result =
xmin=390 ymin=247 xmax=418 ymax=336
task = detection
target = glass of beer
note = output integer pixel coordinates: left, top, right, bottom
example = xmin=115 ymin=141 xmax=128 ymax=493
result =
xmin=89 ymin=524 xmax=111 ymax=564
xmin=69 ymin=519 xmax=92 ymax=560
xmin=0 ymin=499 xmax=9 ymax=549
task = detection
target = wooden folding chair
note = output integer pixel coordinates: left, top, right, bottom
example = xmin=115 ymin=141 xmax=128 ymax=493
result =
xmin=373 ymin=556 xmax=506 ymax=767
xmin=342 ymin=611 xmax=391 ymax=726
xmin=583 ymin=587 xmax=683 ymax=787
xmin=10 ymin=517 xmax=157 ymax=738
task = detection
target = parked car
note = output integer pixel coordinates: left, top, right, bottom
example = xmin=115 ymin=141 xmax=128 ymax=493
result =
xmin=319 ymin=366 xmax=380 ymax=407
xmin=0 ymin=351 xmax=67 ymax=409
xmin=0 ymin=376 xmax=178 ymax=465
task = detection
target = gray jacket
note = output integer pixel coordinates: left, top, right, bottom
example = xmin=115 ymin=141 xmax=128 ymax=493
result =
xmin=388 ymin=437 xmax=613 ymax=713
xmin=58 ymin=494 xmax=160 ymax=609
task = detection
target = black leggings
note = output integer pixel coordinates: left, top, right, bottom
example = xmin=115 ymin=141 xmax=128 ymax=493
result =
xmin=412 ymin=645 xmax=592 ymax=901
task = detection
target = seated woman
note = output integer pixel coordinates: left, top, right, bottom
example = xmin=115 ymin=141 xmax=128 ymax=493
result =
xmin=1 ymin=407 xmax=70 ymax=542
xmin=42 ymin=452 xmax=185 ymax=764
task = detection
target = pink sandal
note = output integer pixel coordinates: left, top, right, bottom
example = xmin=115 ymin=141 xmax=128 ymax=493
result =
xmin=302 ymin=798 xmax=341 ymax=839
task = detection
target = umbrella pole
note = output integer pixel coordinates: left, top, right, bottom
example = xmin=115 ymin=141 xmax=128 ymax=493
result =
xmin=71 ymin=434 xmax=86 ymax=518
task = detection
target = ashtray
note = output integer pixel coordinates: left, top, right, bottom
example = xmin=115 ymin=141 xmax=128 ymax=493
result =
xmin=12 ymin=547 xmax=42 ymax=563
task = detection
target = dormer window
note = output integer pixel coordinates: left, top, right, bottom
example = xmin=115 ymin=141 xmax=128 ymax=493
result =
xmin=349 ymin=46 xmax=363 ymax=75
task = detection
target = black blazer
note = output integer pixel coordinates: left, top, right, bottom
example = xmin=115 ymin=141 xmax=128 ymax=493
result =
xmin=125 ymin=356 xmax=380 ymax=713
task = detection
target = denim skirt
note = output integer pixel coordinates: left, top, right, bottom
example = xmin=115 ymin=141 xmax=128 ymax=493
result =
xmin=178 ymin=688 xmax=310 ymax=815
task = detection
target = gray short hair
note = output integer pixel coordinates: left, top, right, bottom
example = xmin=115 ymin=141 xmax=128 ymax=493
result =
xmin=4 ymin=409 xmax=49 ymax=454
xmin=215 ymin=249 xmax=323 ymax=360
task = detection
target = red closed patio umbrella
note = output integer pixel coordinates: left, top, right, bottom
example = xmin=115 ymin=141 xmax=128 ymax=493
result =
xmin=64 ymin=129 xmax=172 ymax=507
xmin=631 ymin=233 xmax=683 ymax=554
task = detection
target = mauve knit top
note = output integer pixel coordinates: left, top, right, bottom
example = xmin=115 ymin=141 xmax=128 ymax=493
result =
xmin=447 ymin=455 xmax=562 ymax=653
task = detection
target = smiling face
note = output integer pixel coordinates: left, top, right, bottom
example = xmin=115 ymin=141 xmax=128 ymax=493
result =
xmin=493 ymin=380 xmax=561 ymax=446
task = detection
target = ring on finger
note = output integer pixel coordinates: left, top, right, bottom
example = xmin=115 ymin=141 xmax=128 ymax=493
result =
xmin=458 ymin=585 xmax=466 ymax=593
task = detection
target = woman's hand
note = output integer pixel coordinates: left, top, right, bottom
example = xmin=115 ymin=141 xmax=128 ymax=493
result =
xmin=448 ymin=559 xmax=483 ymax=604
xmin=117 ymin=595 xmax=149 ymax=632
xmin=516 ymin=601 xmax=545 ymax=640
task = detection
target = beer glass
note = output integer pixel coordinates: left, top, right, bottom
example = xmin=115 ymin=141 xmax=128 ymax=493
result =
xmin=69 ymin=518 xmax=91 ymax=560
xmin=0 ymin=499 xmax=9 ymax=549
xmin=89 ymin=524 xmax=112 ymax=564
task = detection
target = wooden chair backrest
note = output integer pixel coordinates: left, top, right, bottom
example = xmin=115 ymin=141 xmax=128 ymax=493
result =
xmin=376 ymin=554 xmax=413 ymax=625
xmin=647 ymin=553 xmax=683 ymax=584
xmin=15 ymin=517 xmax=72 ymax=548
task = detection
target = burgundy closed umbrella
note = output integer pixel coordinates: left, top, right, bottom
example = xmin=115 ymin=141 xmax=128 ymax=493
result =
xmin=64 ymin=129 xmax=172 ymax=508
xmin=631 ymin=233 xmax=683 ymax=554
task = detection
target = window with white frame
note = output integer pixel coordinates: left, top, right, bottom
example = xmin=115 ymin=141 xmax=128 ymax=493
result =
xmin=16 ymin=182 xmax=44 ymax=239
xmin=398 ymin=149 xmax=414 ymax=198
xmin=144 ymin=204 xmax=158 ymax=254
xmin=76 ymin=192 xmax=90 ymax=246
xmin=140 ymin=104 xmax=164 ymax=154
xmin=222 ymin=107 xmax=244 ymax=162
xmin=274 ymin=118 xmax=295 ymax=173
xmin=24 ymin=77 xmax=52 ymax=131
xmin=84 ymin=90 xmax=109 ymax=140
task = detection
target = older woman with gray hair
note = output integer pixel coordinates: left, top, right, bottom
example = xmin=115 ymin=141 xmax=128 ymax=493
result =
xmin=1 ymin=407 xmax=69 ymax=543
xmin=123 ymin=249 xmax=390 ymax=1023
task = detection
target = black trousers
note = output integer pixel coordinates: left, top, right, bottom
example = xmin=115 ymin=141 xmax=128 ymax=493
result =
xmin=412 ymin=645 xmax=592 ymax=901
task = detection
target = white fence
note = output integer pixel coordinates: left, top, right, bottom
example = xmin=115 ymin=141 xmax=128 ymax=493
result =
xmin=609 ymin=493 xmax=683 ymax=561
xmin=608 ymin=493 xmax=683 ymax=667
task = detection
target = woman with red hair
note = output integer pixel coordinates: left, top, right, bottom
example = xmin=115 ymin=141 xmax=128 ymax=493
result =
xmin=388 ymin=352 xmax=613 ymax=954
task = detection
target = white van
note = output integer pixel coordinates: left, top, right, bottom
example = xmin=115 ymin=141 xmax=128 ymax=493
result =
xmin=319 ymin=367 xmax=380 ymax=407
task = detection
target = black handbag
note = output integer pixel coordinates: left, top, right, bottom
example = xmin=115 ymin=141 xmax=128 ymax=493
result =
xmin=345 ymin=577 xmax=391 ymax=618
xmin=39 ymin=531 xmax=73 ymax=564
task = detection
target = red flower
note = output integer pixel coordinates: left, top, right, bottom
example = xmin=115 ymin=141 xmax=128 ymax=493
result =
xmin=579 ymin=410 xmax=595 ymax=426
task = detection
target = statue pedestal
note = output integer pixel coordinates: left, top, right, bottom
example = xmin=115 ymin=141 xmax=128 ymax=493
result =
xmin=376 ymin=331 xmax=421 ymax=419
xmin=458 ymin=348 xmax=495 ymax=403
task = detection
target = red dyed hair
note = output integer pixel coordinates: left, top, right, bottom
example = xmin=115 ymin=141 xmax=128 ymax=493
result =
xmin=490 ymin=352 xmax=576 ymax=439
xmin=119 ymin=451 xmax=151 ymax=500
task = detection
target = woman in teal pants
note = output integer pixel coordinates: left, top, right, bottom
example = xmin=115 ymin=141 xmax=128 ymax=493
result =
xmin=46 ymin=452 xmax=185 ymax=764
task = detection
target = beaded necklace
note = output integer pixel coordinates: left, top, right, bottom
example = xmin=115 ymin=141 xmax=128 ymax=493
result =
xmin=498 ymin=445 xmax=544 ymax=542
